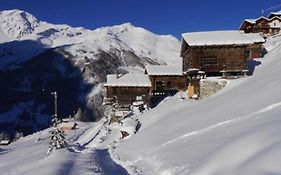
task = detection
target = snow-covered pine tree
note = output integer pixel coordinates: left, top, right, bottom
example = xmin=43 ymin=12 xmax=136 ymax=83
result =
xmin=47 ymin=127 xmax=66 ymax=155
xmin=47 ymin=93 xmax=66 ymax=155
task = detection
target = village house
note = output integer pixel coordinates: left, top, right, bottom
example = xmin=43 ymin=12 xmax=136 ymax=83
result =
xmin=144 ymin=65 xmax=187 ymax=95
xmin=180 ymin=30 xmax=255 ymax=77
xmin=104 ymin=74 xmax=151 ymax=106
xmin=58 ymin=122 xmax=77 ymax=132
xmin=240 ymin=16 xmax=281 ymax=36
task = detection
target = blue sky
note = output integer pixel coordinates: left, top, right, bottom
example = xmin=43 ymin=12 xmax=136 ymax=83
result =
xmin=1 ymin=0 xmax=281 ymax=38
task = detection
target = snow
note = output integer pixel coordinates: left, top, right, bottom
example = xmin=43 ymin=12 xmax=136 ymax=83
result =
xmin=0 ymin=28 xmax=10 ymax=43
xmin=105 ymin=74 xmax=151 ymax=87
xmin=145 ymin=64 xmax=183 ymax=75
xmin=269 ymin=11 xmax=281 ymax=16
xmin=111 ymin=34 xmax=281 ymax=174
xmin=182 ymin=30 xmax=253 ymax=46
xmin=0 ymin=9 xmax=181 ymax=70
xmin=244 ymin=33 xmax=265 ymax=43
xmin=245 ymin=19 xmax=256 ymax=24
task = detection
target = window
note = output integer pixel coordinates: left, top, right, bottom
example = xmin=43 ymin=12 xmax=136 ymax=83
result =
xmin=136 ymin=96 xmax=142 ymax=101
xmin=156 ymin=81 xmax=165 ymax=91
xmin=166 ymin=81 xmax=173 ymax=90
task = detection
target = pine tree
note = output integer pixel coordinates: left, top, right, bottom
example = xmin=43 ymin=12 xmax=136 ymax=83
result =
xmin=47 ymin=110 xmax=66 ymax=154
xmin=47 ymin=127 xmax=66 ymax=155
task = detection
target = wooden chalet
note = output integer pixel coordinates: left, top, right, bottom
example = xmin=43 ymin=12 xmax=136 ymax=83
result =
xmin=240 ymin=16 xmax=280 ymax=36
xmin=244 ymin=33 xmax=265 ymax=59
xmin=181 ymin=30 xmax=254 ymax=76
xmin=104 ymin=74 xmax=151 ymax=106
xmin=145 ymin=65 xmax=187 ymax=95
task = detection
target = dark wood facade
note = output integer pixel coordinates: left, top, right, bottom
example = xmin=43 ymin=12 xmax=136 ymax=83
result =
xmin=181 ymin=40 xmax=249 ymax=75
xmin=105 ymin=86 xmax=151 ymax=105
xmin=248 ymin=43 xmax=263 ymax=59
xmin=148 ymin=75 xmax=187 ymax=95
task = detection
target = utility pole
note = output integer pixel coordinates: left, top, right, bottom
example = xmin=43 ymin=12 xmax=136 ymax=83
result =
xmin=51 ymin=91 xmax=58 ymax=118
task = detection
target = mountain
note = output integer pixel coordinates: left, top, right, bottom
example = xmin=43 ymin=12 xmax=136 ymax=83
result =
xmin=0 ymin=9 xmax=181 ymax=139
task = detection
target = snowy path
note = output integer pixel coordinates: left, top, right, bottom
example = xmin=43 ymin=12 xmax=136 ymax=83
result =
xmin=95 ymin=149 xmax=129 ymax=175
xmin=0 ymin=119 xmax=129 ymax=175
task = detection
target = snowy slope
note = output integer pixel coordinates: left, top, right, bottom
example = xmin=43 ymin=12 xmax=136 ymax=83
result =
xmin=0 ymin=29 xmax=10 ymax=43
xmin=0 ymin=120 xmax=129 ymax=175
xmin=112 ymin=37 xmax=281 ymax=175
xmin=0 ymin=9 xmax=181 ymax=139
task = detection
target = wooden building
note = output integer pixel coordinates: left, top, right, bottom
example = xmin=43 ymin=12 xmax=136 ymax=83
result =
xmin=145 ymin=65 xmax=187 ymax=95
xmin=0 ymin=139 xmax=10 ymax=145
xmin=58 ymin=122 xmax=77 ymax=132
xmin=240 ymin=16 xmax=280 ymax=36
xmin=104 ymin=74 xmax=151 ymax=106
xmin=244 ymin=33 xmax=265 ymax=59
xmin=180 ymin=30 xmax=254 ymax=76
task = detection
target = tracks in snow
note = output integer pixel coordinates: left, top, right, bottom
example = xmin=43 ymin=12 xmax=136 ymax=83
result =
xmin=159 ymin=102 xmax=281 ymax=149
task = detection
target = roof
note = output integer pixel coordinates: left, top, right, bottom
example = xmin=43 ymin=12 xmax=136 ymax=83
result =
xmin=182 ymin=30 xmax=253 ymax=46
xmin=244 ymin=33 xmax=265 ymax=43
xmin=105 ymin=74 xmax=152 ymax=87
xmin=145 ymin=65 xmax=183 ymax=76
xmin=245 ymin=19 xmax=256 ymax=24
xmin=269 ymin=16 xmax=281 ymax=21
xmin=240 ymin=16 xmax=269 ymax=29
xmin=58 ymin=122 xmax=77 ymax=128
xmin=269 ymin=11 xmax=281 ymax=18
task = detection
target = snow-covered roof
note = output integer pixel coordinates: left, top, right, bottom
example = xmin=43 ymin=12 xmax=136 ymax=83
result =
xmin=269 ymin=11 xmax=281 ymax=18
xmin=105 ymin=74 xmax=152 ymax=87
xmin=58 ymin=122 xmax=77 ymax=128
xmin=182 ymin=30 xmax=253 ymax=46
xmin=244 ymin=33 xmax=265 ymax=43
xmin=145 ymin=65 xmax=183 ymax=76
xmin=0 ymin=140 xmax=10 ymax=144
xmin=269 ymin=16 xmax=281 ymax=21
xmin=245 ymin=19 xmax=256 ymax=24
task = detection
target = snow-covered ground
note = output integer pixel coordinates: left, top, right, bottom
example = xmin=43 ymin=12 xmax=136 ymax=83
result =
xmin=111 ymin=37 xmax=281 ymax=174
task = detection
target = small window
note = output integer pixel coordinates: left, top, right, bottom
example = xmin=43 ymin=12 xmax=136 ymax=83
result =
xmin=136 ymin=96 xmax=142 ymax=101
xmin=167 ymin=81 xmax=173 ymax=89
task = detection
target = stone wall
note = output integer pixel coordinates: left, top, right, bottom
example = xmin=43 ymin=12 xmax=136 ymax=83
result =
xmin=200 ymin=79 xmax=227 ymax=98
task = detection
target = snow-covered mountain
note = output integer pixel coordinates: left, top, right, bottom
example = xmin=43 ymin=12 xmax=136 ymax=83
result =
xmin=0 ymin=9 xmax=181 ymax=139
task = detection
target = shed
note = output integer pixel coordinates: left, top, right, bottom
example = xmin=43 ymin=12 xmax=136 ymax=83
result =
xmin=181 ymin=30 xmax=253 ymax=76
xmin=58 ymin=122 xmax=77 ymax=132
xmin=104 ymin=74 xmax=152 ymax=105
xmin=145 ymin=65 xmax=187 ymax=95
xmin=0 ymin=139 xmax=10 ymax=145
